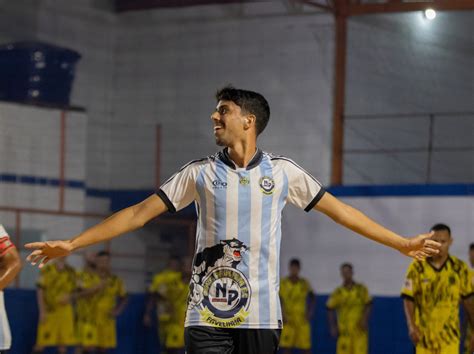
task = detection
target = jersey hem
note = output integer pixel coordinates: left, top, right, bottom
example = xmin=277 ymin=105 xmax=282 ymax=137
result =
xmin=156 ymin=189 xmax=176 ymax=213
xmin=184 ymin=322 xmax=282 ymax=329
xmin=304 ymin=188 xmax=326 ymax=212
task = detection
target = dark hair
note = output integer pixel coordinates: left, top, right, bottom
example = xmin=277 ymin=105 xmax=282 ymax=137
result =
xmin=470 ymin=243 xmax=474 ymax=251
xmin=289 ymin=258 xmax=301 ymax=268
xmin=215 ymin=86 xmax=270 ymax=136
xmin=96 ymin=250 xmax=110 ymax=257
xmin=430 ymin=223 xmax=451 ymax=236
xmin=340 ymin=263 xmax=353 ymax=271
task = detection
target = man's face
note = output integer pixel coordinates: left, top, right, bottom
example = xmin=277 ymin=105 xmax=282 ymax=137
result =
xmin=96 ymin=255 xmax=110 ymax=272
xmin=341 ymin=266 xmax=353 ymax=283
xmin=289 ymin=264 xmax=300 ymax=277
xmin=211 ymin=100 xmax=249 ymax=146
xmin=469 ymin=248 xmax=474 ymax=267
xmin=431 ymin=230 xmax=452 ymax=258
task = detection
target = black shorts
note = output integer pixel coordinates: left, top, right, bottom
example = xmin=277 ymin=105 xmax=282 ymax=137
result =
xmin=184 ymin=326 xmax=281 ymax=354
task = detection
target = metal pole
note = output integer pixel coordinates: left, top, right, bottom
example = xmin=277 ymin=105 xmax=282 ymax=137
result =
xmin=331 ymin=3 xmax=348 ymax=185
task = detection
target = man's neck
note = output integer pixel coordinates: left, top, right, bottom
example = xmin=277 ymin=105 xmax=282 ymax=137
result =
xmin=343 ymin=280 xmax=354 ymax=288
xmin=227 ymin=141 xmax=257 ymax=168
xmin=289 ymin=275 xmax=299 ymax=283
xmin=429 ymin=254 xmax=449 ymax=268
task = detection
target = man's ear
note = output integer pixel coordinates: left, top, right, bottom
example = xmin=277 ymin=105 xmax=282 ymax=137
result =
xmin=243 ymin=114 xmax=256 ymax=130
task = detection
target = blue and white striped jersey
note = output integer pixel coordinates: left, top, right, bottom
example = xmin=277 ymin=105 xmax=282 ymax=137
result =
xmin=157 ymin=149 xmax=325 ymax=329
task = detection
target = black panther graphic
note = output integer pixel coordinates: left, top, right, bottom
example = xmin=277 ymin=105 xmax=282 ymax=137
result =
xmin=188 ymin=238 xmax=248 ymax=310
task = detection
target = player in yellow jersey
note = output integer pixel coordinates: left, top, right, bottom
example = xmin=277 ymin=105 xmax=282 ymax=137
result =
xmin=75 ymin=253 xmax=104 ymax=354
xmin=165 ymin=257 xmax=192 ymax=354
xmin=144 ymin=256 xmax=182 ymax=354
xmin=94 ymin=250 xmax=128 ymax=353
xmin=327 ymin=263 xmax=371 ymax=354
xmin=280 ymin=258 xmax=316 ymax=354
xmin=402 ymin=224 xmax=474 ymax=354
xmin=463 ymin=243 xmax=474 ymax=354
xmin=33 ymin=257 xmax=77 ymax=354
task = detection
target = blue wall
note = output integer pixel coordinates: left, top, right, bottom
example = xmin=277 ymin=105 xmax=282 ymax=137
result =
xmin=7 ymin=289 xmax=415 ymax=354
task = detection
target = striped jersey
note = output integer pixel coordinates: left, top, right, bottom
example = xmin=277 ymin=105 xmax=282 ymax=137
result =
xmin=0 ymin=225 xmax=13 ymax=350
xmin=401 ymin=256 xmax=474 ymax=350
xmin=157 ymin=148 xmax=325 ymax=329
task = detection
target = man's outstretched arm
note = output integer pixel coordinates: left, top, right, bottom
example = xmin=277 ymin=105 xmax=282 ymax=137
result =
xmin=25 ymin=194 xmax=168 ymax=267
xmin=314 ymin=193 xmax=439 ymax=259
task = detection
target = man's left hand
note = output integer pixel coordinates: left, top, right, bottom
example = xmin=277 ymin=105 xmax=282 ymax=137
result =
xmin=400 ymin=232 xmax=440 ymax=260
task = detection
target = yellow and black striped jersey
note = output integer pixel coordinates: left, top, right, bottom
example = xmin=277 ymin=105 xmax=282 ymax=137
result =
xmin=280 ymin=277 xmax=313 ymax=321
xmin=149 ymin=270 xmax=182 ymax=296
xmin=149 ymin=269 xmax=182 ymax=318
xmin=327 ymin=283 xmax=371 ymax=334
xmin=95 ymin=274 xmax=126 ymax=314
xmin=76 ymin=269 xmax=102 ymax=323
xmin=166 ymin=276 xmax=189 ymax=323
xmin=401 ymin=255 xmax=474 ymax=350
xmin=37 ymin=262 xmax=76 ymax=311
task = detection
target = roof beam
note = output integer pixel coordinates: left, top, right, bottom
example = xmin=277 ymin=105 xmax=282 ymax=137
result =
xmin=347 ymin=0 xmax=474 ymax=16
xmin=298 ymin=0 xmax=334 ymax=12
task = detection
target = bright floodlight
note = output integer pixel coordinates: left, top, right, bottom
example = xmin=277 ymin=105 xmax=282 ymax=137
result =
xmin=424 ymin=8 xmax=436 ymax=20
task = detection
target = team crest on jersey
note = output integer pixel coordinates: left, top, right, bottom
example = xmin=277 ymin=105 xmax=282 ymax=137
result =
xmin=259 ymin=176 xmax=275 ymax=195
xmin=239 ymin=176 xmax=250 ymax=186
xmin=188 ymin=238 xmax=251 ymax=328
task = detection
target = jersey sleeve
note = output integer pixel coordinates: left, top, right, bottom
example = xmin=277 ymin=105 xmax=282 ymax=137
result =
xmin=401 ymin=261 xmax=420 ymax=300
xmin=361 ymin=285 xmax=372 ymax=305
xmin=117 ymin=278 xmax=126 ymax=297
xmin=326 ymin=289 xmax=340 ymax=310
xmin=304 ymin=279 xmax=314 ymax=295
xmin=278 ymin=159 xmax=325 ymax=212
xmin=157 ymin=160 xmax=203 ymax=213
xmin=0 ymin=225 xmax=15 ymax=256
xmin=460 ymin=263 xmax=474 ymax=299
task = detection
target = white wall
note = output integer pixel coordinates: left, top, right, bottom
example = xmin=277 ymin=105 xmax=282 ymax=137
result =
xmin=281 ymin=195 xmax=474 ymax=296
xmin=0 ymin=103 xmax=87 ymax=211
xmin=112 ymin=6 xmax=334 ymax=188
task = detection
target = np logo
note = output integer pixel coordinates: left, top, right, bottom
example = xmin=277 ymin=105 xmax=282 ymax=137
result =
xmin=212 ymin=179 xmax=228 ymax=189
xmin=259 ymin=176 xmax=275 ymax=195
xmin=200 ymin=267 xmax=251 ymax=327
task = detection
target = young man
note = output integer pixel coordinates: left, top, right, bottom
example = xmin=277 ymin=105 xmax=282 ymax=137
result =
xmin=401 ymin=224 xmax=474 ymax=354
xmin=144 ymin=257 xmax=183 ymax=354
xmin=0 ymin=224 xmax=22 ymax=354
xmin=26 ymin=87 xmax=440 ymax=354
xmin=94 ymin=251 xmax=128 ymax=353
xmin=327 ymin=263 xmax=371 ymax=354
xmin=279 ymin=258 xmax=315 ymax=354
xmin=33 ymin=257 xmax=77 ymax=354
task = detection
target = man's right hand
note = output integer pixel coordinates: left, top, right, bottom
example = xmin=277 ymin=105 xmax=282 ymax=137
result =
xmin=408 ymin=324 xmax=422 ymax=344
xmin=25 ymin=240 xmax=74 ymax=268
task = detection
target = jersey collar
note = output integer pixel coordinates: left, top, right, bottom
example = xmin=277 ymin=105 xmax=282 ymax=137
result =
xmin=426 ymin=255 xmax=452 ymax=272
xmin=218 ymin=148 xmax=263 ymax=170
